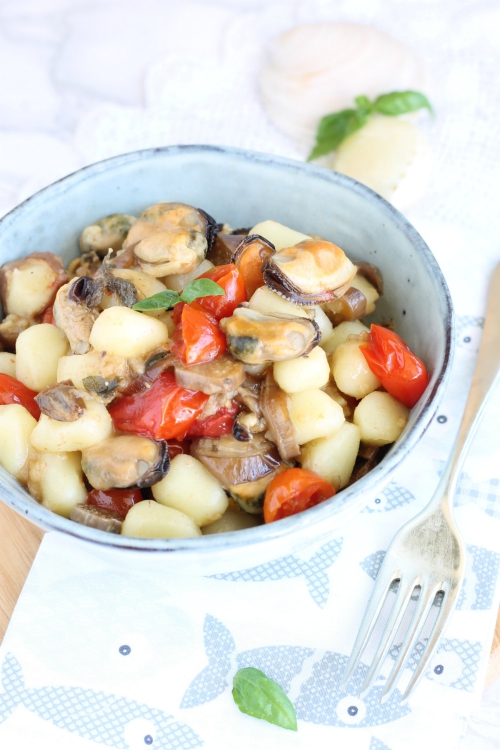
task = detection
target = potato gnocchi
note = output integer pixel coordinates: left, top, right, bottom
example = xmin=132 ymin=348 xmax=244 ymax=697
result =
xmin=0 ymin=206 xmax=428 ymax=538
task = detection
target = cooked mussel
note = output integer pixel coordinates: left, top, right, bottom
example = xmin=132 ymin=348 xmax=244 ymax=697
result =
xmin=220 ymin=307 xmax=320 ymax=365
xmin=263 ymin=239 xmax=357 ymax=305
xmin=53 ymin=279 xmax=101 ymax=354
xmin=79 ymin=214 xmax=137 ymax=255
xmin=82 ymin=435 xmax=169 ymax=490
xmin=124 ymin=202 xmax=218 ymax=278
xmin=232 ymin=234 xmax=275 ymax=297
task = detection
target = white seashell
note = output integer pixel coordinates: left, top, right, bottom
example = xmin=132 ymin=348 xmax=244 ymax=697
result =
xmin=260 ymin=23 xmax=430 ymax=147
xmin=323 ymin=115 xmax=430 ymax=212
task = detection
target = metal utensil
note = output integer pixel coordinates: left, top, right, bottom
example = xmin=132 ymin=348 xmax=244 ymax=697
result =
xmin=342 ymin=262 xmax=500 ymax=702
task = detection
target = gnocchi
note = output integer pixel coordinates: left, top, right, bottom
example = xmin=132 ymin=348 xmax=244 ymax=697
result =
xmin=353 ymin=391 xmax=409 ymax=445
xmin=121 ymin=500 xmax=202 ymax=538
xmin=16 ymin=324 xmax=69 ymax=392
xmin=331 ymin=336 xmax=381 ymax=399
xmin=0 ymin=404 xmax=37 ymax=483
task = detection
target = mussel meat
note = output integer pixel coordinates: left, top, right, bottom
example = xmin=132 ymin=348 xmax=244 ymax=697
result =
xmin=220 ymin=307 xmax=320 ymax=365
xmin=263 ymin=239 xmax=356 ymax=305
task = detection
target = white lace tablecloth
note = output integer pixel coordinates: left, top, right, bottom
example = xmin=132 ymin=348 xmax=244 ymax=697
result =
xmin=0 ymin=1 xmax=499 ymax=748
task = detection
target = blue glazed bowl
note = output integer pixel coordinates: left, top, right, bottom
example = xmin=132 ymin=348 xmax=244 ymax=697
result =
xmin=0 ymin=146 xmax=453 ymax=574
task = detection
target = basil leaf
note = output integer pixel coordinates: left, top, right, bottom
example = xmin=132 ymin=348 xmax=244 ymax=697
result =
xmin=354 ymin=94 xmax=372 ymax=113
xmin=181 ymin=278 xmax=225 ymax=304
xmin=132 ymin=290 xmax=180 ymax=311
xmin=373 ymin=90 xmax=433 ymax=116
xmin=308 ymin=108 xmax=368 ymax=161
xmin=232 ymin=668 xmax=297 ymax=731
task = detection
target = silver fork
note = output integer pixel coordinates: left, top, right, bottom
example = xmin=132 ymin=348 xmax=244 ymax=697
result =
xmin=342 ymin=262 xmax=500 ymax=702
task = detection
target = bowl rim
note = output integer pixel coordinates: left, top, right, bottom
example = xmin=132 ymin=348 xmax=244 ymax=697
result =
xmin=0 ymin=144 xmax=454 ymax=553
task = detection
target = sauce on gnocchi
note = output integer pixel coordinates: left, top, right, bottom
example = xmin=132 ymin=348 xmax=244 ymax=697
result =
xmin=0 ymin=205 xmax=429 ymax=538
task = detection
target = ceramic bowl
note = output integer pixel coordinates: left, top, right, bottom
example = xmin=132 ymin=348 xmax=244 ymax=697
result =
xmin=0 ymin=146 xmax=453 ymax=574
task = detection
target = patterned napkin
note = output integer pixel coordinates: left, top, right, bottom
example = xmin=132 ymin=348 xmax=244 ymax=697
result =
xmin=1 ymin=1 xmax=500 ymax=748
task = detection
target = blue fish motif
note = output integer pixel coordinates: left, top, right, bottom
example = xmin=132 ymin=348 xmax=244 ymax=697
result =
xmin=181 ymin=615 xmax=410 ymax=728
xmin=0 ymin=654 xmax=202 ymax=749
xmin=457 ymin=544 xmax=500 ymax=610
xmin=209 ymin=538 xmax=343 ymax=608
xmin=435 ymin=461 xmax=500 ymax=518
xmin=455 ymin=315 xmax=484 ymax=348
xmin=361 ymin=482 xmax=415 ymax=514
xmin=370 ymin=738 xmax=392 ymax=750
xmin=390 ymin=638 xmax=482 ymax=692
xmin=361 ymin=544 xmax=500 ymax=612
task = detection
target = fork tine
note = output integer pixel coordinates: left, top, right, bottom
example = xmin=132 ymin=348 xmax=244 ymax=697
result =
xmin=380 ymin=581 xmax=441 ymax=703
xmin=341 ymin=569 xmax=399 ymax=687
xmin=401 ymin=581 xmax=459 ymax=701
xmin=359 ymin=576 xmax=420 ymax=697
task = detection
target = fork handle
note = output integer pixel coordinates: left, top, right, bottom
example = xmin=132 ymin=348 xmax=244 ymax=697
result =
xmin=443 ymin=262 xmax=500 ymax=502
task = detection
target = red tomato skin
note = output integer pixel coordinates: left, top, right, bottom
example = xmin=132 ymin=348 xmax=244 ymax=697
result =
xmin=0 ymin=373 xmax=40 ymax=419
xmin=109 ymin=372 xmax=209 ymax=440
xmin=195 ymin=264 xmax=247 ymax=320
xmin=360 ymin=324 xmax=429 ymax=408
xmin=171 ymin=304 xmax=226 ymax=366
xmin=186 ymin=401 xmax=240 ymax=438
xmin=264 ymin=468 xmax=335 ymax=523
xmin=87 ymin=488 xmax=143 ymax=519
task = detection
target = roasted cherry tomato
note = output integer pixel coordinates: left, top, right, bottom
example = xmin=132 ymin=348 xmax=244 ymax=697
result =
xmin=109 ymin=371 xmax=209 ymax=440
xmin=360 ymin=324 xmax=429 ymax=408
xmin=41 ymin=305 xmax=56 ymax=325
xmin=195 ymin=264 xmax=247 ymax=320
xmin=171 ymin=304 xmax=227 ymax=366
xmin=186 ymin=401 xmax=240 ymax=438
xmin=87 ymin=488 xmax=143 ymax=519
xmin=0 ymin=373 xmax=40 ymax=419
xmin=263 ymin=468 xmax=335 ymax=523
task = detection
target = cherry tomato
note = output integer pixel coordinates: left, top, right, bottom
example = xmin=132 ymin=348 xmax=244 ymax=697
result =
xmin=87 ymin=488 xmax=143 ymax=519
xmin=41 ymin=305 xmax=56 ymax=325
xmin=0 ymin=373 xmax=40 ymax=419
xmin=109 ymin=371 xmax=209 ymax=440
xmin=167 ymin=438 xmax=191 ymax=458
xmin=360 ymin=324 xmax=429 ymax=408
xmin=171 ymin=304 xmax=227 ymax=366
xmin=186 ymin=401 xmax=240 ymax=438
xmin=195 ymin=264 xmax=247 ymax=320
xmin=263 ymin=468 xmax=335 ymax=523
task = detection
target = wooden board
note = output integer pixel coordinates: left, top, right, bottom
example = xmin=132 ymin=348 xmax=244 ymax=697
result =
xmin=1 ymin=501 xmax=499 ymax=686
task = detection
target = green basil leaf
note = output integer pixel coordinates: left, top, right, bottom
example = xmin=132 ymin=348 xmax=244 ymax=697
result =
xmin=181 ymin=278 xmax=225 ymax=304
xmin=308 ymin=108 xmax=368 ymax=161
xmin=232 ymin=668 xmax=297 ymax=731
xmin=373 ymin=90 xmax=433 ymax=116
xmin=354 ymin=94 xmax=372 ymax=113
xmin=132 ymin=290 xmax=180 ymax=311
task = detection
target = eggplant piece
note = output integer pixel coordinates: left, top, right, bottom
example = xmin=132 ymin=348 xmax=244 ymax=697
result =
xmin=207 ymin=233 xmax=247 ymax=267
xmin=53 ymin=278 xmax=101 ymax=354
xmin=174 ymin=355 xmax=245 ymax=395
xmin=0 ymin=252 xmax=68 ymax=319
xmin=259 ymin=370 xmax=300 ymax=460
xmin=263 ymin=240 xmax=357 ymax=305
xmin=220 ymin=307 xmax=320 ymax=365
xmin=70 ymin=504 xmax=122 ymax=534
xmin=354 ymin=261 xmax=383 ymax=295
xmin=82 ymin=435 xmax=169 ymax=490
xmin=321 ymin=287 xmax=367 ymax=325
xmin=0 ymin=313 xmax=34 ymax=349
xmin=35 ymin=381 xmax=86 ymax=422
xmin=191 ymin=434 xmax=280 ymax=487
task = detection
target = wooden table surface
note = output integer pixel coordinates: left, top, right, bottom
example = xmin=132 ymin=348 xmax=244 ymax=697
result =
xmin=1 ymin=501 xmax=499 ymax=686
